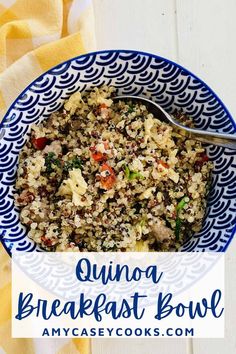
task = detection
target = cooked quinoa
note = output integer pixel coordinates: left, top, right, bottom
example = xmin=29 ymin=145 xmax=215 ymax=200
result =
xmin=15 ymin=86 xmax=213 ymax=252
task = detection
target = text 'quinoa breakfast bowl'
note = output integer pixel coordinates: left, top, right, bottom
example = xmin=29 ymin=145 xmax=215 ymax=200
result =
xmin=14 ymin=86 xmax=213 ymax=252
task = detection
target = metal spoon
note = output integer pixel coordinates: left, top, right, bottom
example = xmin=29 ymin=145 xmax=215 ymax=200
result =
xmin=114 ymin=95 xmax=236 ymax=149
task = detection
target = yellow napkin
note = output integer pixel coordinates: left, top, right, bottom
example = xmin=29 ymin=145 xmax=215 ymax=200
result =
xmin=0 ymin=0 xmax=96 ymax=120
xmin=0 ymin=0 xmax=96 ymax=352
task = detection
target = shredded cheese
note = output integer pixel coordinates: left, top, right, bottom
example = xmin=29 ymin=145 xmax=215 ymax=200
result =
xmin=139 ymin=187 xmax=156 ymax=200
xmin=64 ymin=92 xmax=82 ymax=115
xmin=144 ymin=116 xmax=154 ymax=143
xmin=58 ymin=168 xmax=89 ymax=206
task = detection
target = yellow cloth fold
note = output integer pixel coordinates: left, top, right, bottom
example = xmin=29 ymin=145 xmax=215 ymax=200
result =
xmin=0 ymin=0 xmax=96 ymax=120
xmin=0 ymin=0 xmax=95 ymax=352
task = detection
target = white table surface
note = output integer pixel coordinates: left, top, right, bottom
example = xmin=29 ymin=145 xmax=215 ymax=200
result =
xmin=92 ymin=0 xmax=236 ymax=353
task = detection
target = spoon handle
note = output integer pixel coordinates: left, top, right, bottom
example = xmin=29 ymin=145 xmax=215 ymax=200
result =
xmin=171 ymin=119 xmax=236 ymax=150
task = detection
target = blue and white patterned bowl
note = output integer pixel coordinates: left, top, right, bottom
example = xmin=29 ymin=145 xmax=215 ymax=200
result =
xmin=0 ymin=50 xmax=235 ymax=254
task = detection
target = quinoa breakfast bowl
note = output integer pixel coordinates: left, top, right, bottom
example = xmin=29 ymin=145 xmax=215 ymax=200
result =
xmin=0 ymin=50 xmax=235 ymax=254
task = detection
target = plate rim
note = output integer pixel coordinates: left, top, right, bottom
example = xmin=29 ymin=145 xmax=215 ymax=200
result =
xmin=1 ymin=49 xmax=235 ymax=255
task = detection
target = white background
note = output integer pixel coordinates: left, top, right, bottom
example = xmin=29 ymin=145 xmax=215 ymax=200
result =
xmin=92 ymin=0 xmax=236 ymax=353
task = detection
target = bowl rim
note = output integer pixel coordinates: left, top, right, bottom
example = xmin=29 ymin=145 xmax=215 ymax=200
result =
xmin=0 ymin=49 xmax=235 ymax=255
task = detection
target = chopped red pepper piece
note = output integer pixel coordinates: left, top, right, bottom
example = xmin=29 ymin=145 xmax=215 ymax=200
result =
xmin=100 ymin=163 xmax=116 ymax=190
xmin=157 ymin=159 xmax=169 ymax=169
xmin=41 ymin=235 xmax=52 ymax=247
xmin=201 ymin=154 xmax=209 ymax=162
xmin=92 ymin=151 xmax=106 ymax=162
xmin=32 ymin=137 xmax=48 ymax=150
xmin=100 ymin=103 xmax=107 ymax=109
xmin=101 ymin=163 xmax=114 ymax=173
xmin=195 ymin=153 xmax=209 ymax=168
xmin=90 ymin=142 xmax=109 ymax=162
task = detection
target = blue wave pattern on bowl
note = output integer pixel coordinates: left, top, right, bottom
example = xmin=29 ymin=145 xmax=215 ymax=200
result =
xmin=0 ymin=50 xmax=235 ymax=254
